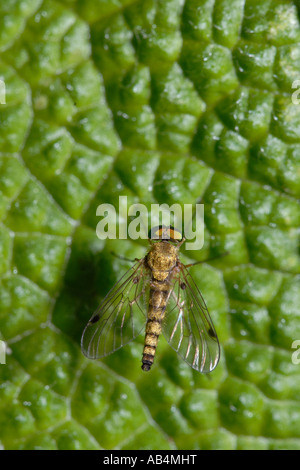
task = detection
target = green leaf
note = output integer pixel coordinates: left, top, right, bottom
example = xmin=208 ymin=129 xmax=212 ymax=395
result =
xmin=0 ymin=0 xmax=300 ymax=451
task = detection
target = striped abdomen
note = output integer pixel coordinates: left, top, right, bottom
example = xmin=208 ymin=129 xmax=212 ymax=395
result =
xmin=142 ymin=279 xmax=170 ymax=371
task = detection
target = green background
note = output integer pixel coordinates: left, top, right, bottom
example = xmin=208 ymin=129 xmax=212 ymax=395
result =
xmin=0 ymin=0 xmax=300 ymax=450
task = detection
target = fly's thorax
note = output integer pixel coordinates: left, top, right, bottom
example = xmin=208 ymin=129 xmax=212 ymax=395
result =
xmin=151 ymin=270 xmax=169 ymax=281
xmin=146 ymin=241 xmax=178 ymax=279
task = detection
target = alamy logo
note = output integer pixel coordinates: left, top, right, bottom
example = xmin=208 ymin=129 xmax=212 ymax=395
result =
xmin=291 ymin=340 xmax=300 ymax=365
xmin=0 ymin=79 xmax=6 ymax=104
xmin=0 ymin=340 xmax=6 ymax=364
xmin=96 ymin=197 xmax=205 ymax=250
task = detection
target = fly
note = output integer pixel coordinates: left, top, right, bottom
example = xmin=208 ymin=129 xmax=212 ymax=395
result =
xmin=81 ymin=225 xmax=221 ymax=373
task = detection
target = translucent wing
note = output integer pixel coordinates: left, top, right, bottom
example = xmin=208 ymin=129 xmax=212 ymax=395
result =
xmin=162 ymin=264 xmax=220 ymax=373
xmin=81 ymin=259 xmax=149 ymax=359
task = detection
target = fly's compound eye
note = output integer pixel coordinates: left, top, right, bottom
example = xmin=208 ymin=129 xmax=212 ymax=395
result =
xmin=149 ymin=225 xmax=183 ymax=243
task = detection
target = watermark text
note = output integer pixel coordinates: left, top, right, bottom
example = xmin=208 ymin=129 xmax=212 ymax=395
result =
xmin=96 ymin=197 xmax=204 ymax=250
xmin=0 ymin=79 xmax=6 ymax=104
xmin=291 ymin=340 xmax=300 ymax=365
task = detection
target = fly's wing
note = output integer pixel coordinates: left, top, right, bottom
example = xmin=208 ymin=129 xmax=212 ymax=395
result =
xmin=162 ymin=265 xmax=220 ymax=373
xmin=81 ymin=259 xmax=150 ymax=359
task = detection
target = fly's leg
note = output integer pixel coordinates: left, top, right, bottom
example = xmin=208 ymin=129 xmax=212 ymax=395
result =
xmin=110 ymin=251 xmax=140 ymax=263
xmin=184 ymin=251 xmax=229 ymax=268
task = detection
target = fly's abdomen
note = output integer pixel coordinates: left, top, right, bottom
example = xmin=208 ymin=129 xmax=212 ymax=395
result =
xmin=142 ymin=281 xmax=170 ymax=371
xmin=141 ymin=319 xmax=161 ymax=371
